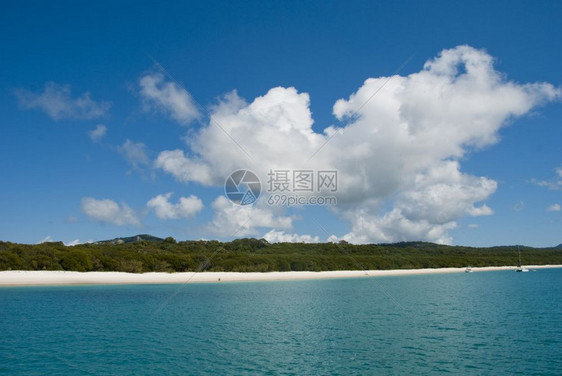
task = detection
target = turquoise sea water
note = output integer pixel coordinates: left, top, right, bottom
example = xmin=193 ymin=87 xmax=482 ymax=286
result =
xmin=1 ymin=269 xmax=561 ymax=375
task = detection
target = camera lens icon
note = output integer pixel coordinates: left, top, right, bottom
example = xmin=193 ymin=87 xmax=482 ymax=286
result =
xmin=224 ymin=170 xmax=261 ymax=205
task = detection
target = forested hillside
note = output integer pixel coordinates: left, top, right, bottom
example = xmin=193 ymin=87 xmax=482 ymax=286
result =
xmin=1 ymin=237 xmax=561 ymax=273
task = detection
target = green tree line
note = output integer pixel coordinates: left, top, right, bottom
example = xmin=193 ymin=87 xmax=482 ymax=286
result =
xmin=1 ymin=238 xmax=561 ymax=273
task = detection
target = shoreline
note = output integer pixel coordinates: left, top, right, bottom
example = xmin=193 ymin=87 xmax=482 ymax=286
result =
xmin=0 ymin=265 xmax=561 ymax=286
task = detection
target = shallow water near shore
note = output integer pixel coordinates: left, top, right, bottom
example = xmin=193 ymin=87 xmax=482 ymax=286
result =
xmin=1 ymin=269 xmax=561 ymax=375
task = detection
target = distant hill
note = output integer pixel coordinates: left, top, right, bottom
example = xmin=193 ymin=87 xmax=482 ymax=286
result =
xmin=94 ymin=234 xmax=164 ymax=245
xmin=555 ymin=244 xmax=562 ymax=249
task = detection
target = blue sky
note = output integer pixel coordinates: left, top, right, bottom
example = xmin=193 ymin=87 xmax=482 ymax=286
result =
xmin=1 ymin=0 xmax=561 ymax=246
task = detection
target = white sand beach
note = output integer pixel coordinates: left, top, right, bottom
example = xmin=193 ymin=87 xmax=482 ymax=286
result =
xmin=0 ymin=265 xmax=561 ymax=286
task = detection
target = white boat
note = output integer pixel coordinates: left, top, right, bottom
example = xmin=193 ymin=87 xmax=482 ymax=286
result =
xmin=465 ymin=266 xmax=473 ymax=273
xmin=516 ymin=247 xmax=529 ymax=272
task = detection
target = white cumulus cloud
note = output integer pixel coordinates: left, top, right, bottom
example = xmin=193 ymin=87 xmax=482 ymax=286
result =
xmin=206 ymin=196 xmax=293 ymax=237
xmin=147 ymin=193 xmax=203 ymax=219
xmin=65 ymin=239 xmax=85 ymax=246
xmin=532 ymin=167 xmax=562 ymax=190
xmin=88 ymin=124 xmax=107 ymax=142
xmin=15 ymin=82 xmax=111 ymax=120
xmin=153 ymin=46 xmax=558 ymax=244
xmin=81 ymin=197 xmax=140 ymax=226
xmin=139 ymin=73 xmax=200 ymax=124
xmin=118 ymin=139 xmax=150 ymax=169
xmin=37 ymin=235 xmax=54 ymax=244
xmin=263 ymin=230 xmax=320 ymax=243
xmin=154 ymin=149 xmax=214 ymax=185
xmin=547 ymin=203 xmax=561 ymax=212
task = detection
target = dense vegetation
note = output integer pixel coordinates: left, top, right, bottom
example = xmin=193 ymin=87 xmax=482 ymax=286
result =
xmin=1 ymin=236 xmax=561 ymax=273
